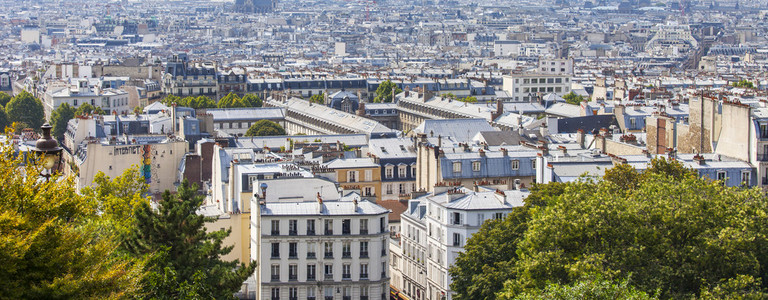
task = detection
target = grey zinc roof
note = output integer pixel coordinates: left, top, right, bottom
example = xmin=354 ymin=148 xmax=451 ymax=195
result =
xmin=261 ymin=200 xmax=389 ymax=216
xmin=368 ymin=137 xmax=417 ymax=158
xmin=324 ymin=157 xmax=379 ymax=169
xmin=275 ymin=98 xmax=395 ymax=136
xmin=206 ymin=107 xmax=285 ymax=121
xmin=413 ymin=119 xmax=495 ymax=143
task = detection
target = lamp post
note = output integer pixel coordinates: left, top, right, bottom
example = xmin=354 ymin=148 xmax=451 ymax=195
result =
xmin=32 ymin=123 xmax=63 ymax=181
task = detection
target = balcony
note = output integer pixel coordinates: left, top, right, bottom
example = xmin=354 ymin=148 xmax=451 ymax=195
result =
xmin=271 ymin=252 xmax=280 ymax=259
xmin=360 ymin=251 xmax=369 ymax=258
xmin=271 ymin=275 xmax=279 ymax=282
xmin=325 ymin=252 xmax=334 ymax=259
xmin=289 ymin=274 xmax=297 ymax=281
xmin=289 ymin=252 xmax=298 ymax=259
xmin=360 ymin=229 xmax=368 ymax=235
xmin=343 ymin=273 xmax=351 ymax=280
xmin=342 ymin=251 xmax=351 ymax=258
xmin=759 ymin=154 xmax=768 ymax=161
xmin=307 ymin=229 xmax=315 ymax=236
xmin=325 ymin=229 xmax=333 ymax=235
xmin=360 ymin=273 xmax=369 ymax=280
xmin=307 ymin=252 xmax=316 ymax=259
xmin=307 ymin=274 xmax=316 ymax=281
xmin=271 ymin=230 xmax=280 ymax=236
xmin=288 ymin=230 xmax=297 ymax=236
xmin=324 ymin=274 xmax=333 ymax=281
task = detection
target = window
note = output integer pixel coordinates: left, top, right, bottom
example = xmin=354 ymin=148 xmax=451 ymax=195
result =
xmin=342 ymin=242 xmax=351 ymax=258
xmin=453 ymin=233 xmax=462 ymax=247
xmin=271 ymin=287 xmax=280 ymax=300
xmin=343 ymin=286 xmax=351 ymax=300
xmin=411 ymin=165 xmax=416 ymax=177
xmin=360 ymin=219 xmax=368 ymax=234
xmin=307 ymin=264 xmax=316 ymax=281
xmin=452 ymin=212 xmax=462 ymax=225
xmin=382 ymin=262 xmax=387 ymax=277
xmin=271 ymin=220 xmax=280 ymax=235
xmin=494 ymin=212 xmax=504 ymax=220
xmin=361 ymin=286 xmax=369 ymax=300
xmin=289 ymin=220 xmax=297 ymax=235
xmin=386 ymin=184 xmax=393 ymax=195
xmin=325 ymin=220 xmax=333 ymax=235
xmin=271 ymin=243 xmax=280 ymax=258
xmin=364 ymin=186 xmax=373 ymax=196
xmin=342 ymin=219 xmax=351 ymax=234
xmin=307 ymin=287 xmax=316 ymax=300
xmin=348 ymin=171 xmax=357 ymax=182
xmin=73 ymin=99 xmax=78 ymax=106
xmin=307 ymin=220 xmax=315 ymax=235
xmin=717 ymin=171 xmax=727 ymax=183
xmin=532 ymin=159 xmax=536 ymax=170
xmin=386 ymin=166 xmax=393 ymax=179
xmin=324 ymin=242 xmax=333 ymax=258
xmin=343 ymin=264 xmax=351 ymax=279
xmin=360 ymin=241 xmax=369 ymax=257
xmin=742 ymin=171 xmax=751 ymax=186
xmin=453 ymin=162 xmax=462 ymax=173
xmin=289 ymin=264 xmax=298 ymax=281
xmin=307 ymin=242 xmax=316 ymax=259
xmin=477 ymin=213 xmax=485 ymax=226
xmin=399 ymin=184 xmax=405 ymax=194
xmin=380 ymin=217 xmax=385 ymax=233
xmin=271 ymin=265 xmax=280 ymax=281
xmin=472 ymin=161 xmax=481 ymax=172
xmin=324 ymin=264 xmax=333 ymax=280
xmin=360 ymin=263 xmax=369 ymax=279
xmin=289 ymin=242 xmax=298 ymax=258
xmin=511 ymin=160 xmax=520 ymax=170
xmin=289 ymin=287 xmax=297 ymax=300
xmin=399 ymin=166 xmax=407 ymax=178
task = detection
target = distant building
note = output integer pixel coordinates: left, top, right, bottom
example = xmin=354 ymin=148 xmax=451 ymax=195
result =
xmin=234 ymin=0 xmax=277 ymax=13
xmin=162 ymin=54 xmax=217 ymax=98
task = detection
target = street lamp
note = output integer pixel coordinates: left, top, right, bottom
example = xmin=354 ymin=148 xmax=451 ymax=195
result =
xmin=32 ymin=123 xmax=63 ymax=181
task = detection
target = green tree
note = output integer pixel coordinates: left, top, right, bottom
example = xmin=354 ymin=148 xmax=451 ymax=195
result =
xmin=441 ymin=92 xmax=457 ymax=99
xmin=245 ymin=119 xmax=285 ymax=136
xmin=6 ymin=90 xmax=44 ymax=130
xmin=732 ymin=80 xmax=755 ymax=89
xmin=123 ymin=180 xmax=255 ymax=299
xmin=502 ymin=275 xmax=656 ymax=300
xmin=458 ymin=96 xmax=477 ymax=103
xmin=242 ymin=94 xmax=263 ymax=107
xmin=508 ymin=160 xmax=768 ymax=299
xmin=50 ymin=103 xmax=75 ymax=139
xmin=0 ymin=106 xmax=8 ymax=131
xmin=309 ymin=93 xmax=325 ymax=104
xmin=80 ymin=166 xmax=149 ymax=236
xmin=562 ymin=91 xmax=584 ymax=105
xmin=374 ymin=80 xmax=402 ymax=103
xmin=161 ymin=94 xmax=181 ymax=106
xmin=0 ymin=91 xmax=11 ymax=107
xmin=75 ymin=103 xmax=106 ymax=116
xmin=0 ymin=140 xmax=145 ymax=299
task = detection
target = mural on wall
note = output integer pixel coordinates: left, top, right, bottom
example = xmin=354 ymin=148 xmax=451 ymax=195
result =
xmin=141 ymin=144 xmax=152 ymax=183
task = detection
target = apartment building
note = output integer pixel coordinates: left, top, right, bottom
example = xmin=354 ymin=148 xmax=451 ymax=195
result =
xmin=501 ymin=73 xmax=572 ymax=102
xmin=251 ymin=177 xmax=390 ymax=300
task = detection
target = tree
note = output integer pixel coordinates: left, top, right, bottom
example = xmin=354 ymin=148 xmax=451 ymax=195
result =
xmin=0 ymin=140 xmax=145 ymax=299
xmin=0 ymin=106 xmax=8 ymax=131
xmin=123 ymin=180 xmax=255 ymax=299
xmin=245 ymin=119 xmax=285 ymax=136
xmin=242 ymin=94 xmax=263 ymax=107
xmin=458 ymin=96 xmax=478 ymax=103
xmin=732 ymin=80 xmax=755 ymax=89
xmin=502 ymin=275 xmax=656 ymax=300
xmin=309 ymin=93 xmax=325 ymax=104
xmin=161 ymin=94 xmax=181 ymax=106
xmin=80 ymin=166 xmax=149 ymax=236
xmin=6 ymin=90 xmax=44 ymax=130
xmin=75 ymin=103 xmax=106 ymax=116
xmin=441 ymin=92 xmax=457 ymax=99
xmin=374 ymin=80 xmax=402 ymax=103
xmin=50 ymin=103 xmax=75 ymax=139
xmin=0 ymin=91 xmax=11 ymax=107
xmin=562 ymin=91 xmax=584 ymax=105
xmin=507 ymin=159 xmax=768 ymax=299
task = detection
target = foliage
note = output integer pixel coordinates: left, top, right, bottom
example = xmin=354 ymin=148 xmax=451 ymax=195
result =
xmin=563 ymin=91 xmax=584 ymax=105
xmin=241 ymin=94 xmax=263 ymax=107
xmin=459 ymin=96 xmax=477 ymax=103
xmin=309 ymin=93 xmax=325 ymax=104
xmin=449 ymin=183 xmax=568 ymax=300
xmin=0 ymin=106 xmax=8 ymax=132
xmin=454 ymin=158 xmax=768 ymax=299
xmin=6 ymin=91 xmax=45 ymax=131
xmin=162 ymin=95 xmax=217 ymax=109
xmin=374 ymin=80 xmax=402 ymax=103
xmin=0 ymin=91 xmax=11 ymax=107
xmin=732 ymin=80 xmax=755 ymax=89
xmin=122 ymin=180 xmax=256 ymax=299
xmin=75 ymin=103 xmax=106 ymax=116
xmin=133 ymin=106 xmax=143 ymax=115
xmin=80 ymin=166 xmax=149 ymax=236
xmin=0 ymin=139 xmax=145 ymax=299
xmin=508 ymin=159 xmax=768 ymax=299
xmin=441 ymin=92 xmax=457 ymax=99
xmin=50 ymin=103 xmax=75 ymax=139
xmin=245 ymin=120 xmax=285 ymax=136
xmin=503 ymin=274 xmax=656 ymax=300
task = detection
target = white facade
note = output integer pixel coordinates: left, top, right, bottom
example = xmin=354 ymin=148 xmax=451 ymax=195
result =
xmin=502 ymin=74 xmax=572 ymax=102
xmin=251 ymin=177 xmax=391 ymax=300
xmin=400 ymin=187 xmax=527 ymax=300
xmin=43 ymin=79 xmax=131 ymax=117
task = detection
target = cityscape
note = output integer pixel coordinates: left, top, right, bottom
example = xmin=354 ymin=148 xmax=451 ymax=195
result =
xmin=2 ymin=0 xmax=768 ymax=299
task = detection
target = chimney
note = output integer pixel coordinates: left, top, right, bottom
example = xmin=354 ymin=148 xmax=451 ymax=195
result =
xmin=317 ymin=192 xmax=323 ymax=213
xmin=491 ymin=99 xmax=504 ymax=120
xmin=500 ymin=148 xmax=508 ymax=156
xmin=577 ymin=129 xmax=585 ymax=149
xmin=259 ymin=183 xmax=268 ymax=200
xmin=539 ymin=123 xmax=548 ymax=137
xmin=558 ymin=145 xmax=567 ymax=156
xmin=473 ymin=182 xmax=479 ymax=192
xmin=437 ymin=135 xmax=442 ymax=147
xmin=514 ymin=179 xmax=522 ymax=190
xmin=353 ymin=198 xmax=359 ymax=212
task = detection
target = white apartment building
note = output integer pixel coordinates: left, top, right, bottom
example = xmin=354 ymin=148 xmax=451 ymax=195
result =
xmin=252 ymin=177 xmax=391 ymax=300
xmin=401 ymin=186 xmax=527 ymax=300
xmin=502 ymin=74 xmax=572 ymax=102
xmin=43 ymin=79 xmax=131 ymax=117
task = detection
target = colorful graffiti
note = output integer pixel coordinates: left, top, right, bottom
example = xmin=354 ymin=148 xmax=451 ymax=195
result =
xmin=141 ymin=145 xmax=152 ymax=184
